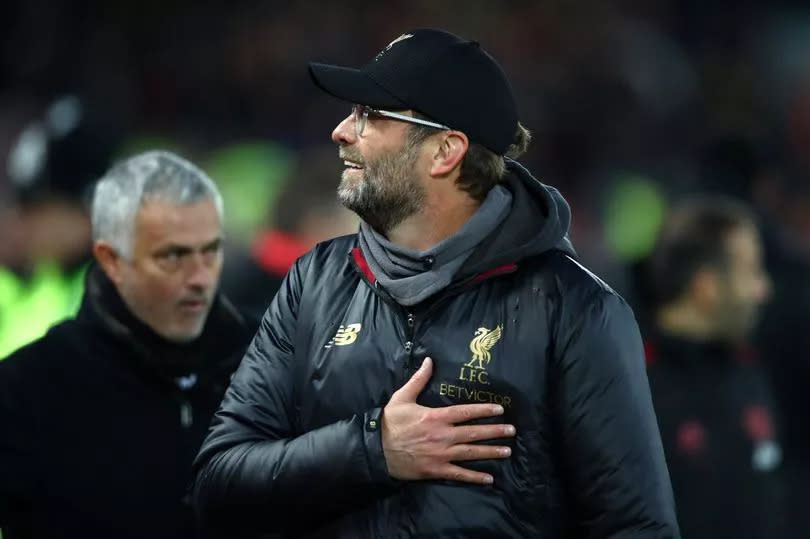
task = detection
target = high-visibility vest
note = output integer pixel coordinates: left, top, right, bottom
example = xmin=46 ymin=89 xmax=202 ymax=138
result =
xmin=0 ymin=262 xmax=86 ymax=360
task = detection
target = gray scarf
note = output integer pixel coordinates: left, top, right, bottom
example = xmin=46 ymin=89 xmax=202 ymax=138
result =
xmin=358 ymin=185 xmax=512 ymax=306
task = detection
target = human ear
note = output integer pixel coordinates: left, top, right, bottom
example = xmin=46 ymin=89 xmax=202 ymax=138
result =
xmin=429 ymin=131 xmax=469 ymax=177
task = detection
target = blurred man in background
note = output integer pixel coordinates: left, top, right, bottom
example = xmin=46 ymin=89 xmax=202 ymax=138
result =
xmin=700 ymin=137 xmax=810 ymax=531
xmin=0 ymin=151 xmax=254 ymax=539
xmin=646 ymin=196 xmax=786 ymax=538
xmin=221 ymin=145 xmax=357 ymax=319
xmin=697 ymin=137 xmax=810 ymax=532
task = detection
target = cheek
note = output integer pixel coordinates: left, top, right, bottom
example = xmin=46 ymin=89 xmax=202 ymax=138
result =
xmin=739 ymin=281 xmax=763 ymax=307
xmin=728 ymin=280 xmax=748 ymax=304
xmin=138 ymin=270 xmax=184 ymax=303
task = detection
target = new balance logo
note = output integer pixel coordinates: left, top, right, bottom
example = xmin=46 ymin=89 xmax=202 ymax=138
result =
xmin=325 ymin=323 xmax=362 ymax=348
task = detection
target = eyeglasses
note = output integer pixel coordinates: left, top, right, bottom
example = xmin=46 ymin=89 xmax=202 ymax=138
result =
xmin=351 ymin=104 xmax=450 ymax=137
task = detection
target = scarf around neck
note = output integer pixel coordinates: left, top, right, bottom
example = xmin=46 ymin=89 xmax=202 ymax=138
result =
xmin=358 ymin=185 xmax=512 ymax=306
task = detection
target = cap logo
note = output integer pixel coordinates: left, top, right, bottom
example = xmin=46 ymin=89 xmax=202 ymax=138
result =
xmin=375 ymin=33 xmax=413 ymax=61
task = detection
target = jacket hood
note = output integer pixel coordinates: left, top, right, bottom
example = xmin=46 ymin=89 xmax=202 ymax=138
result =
xmin=460 ymin=159 xmax=575 ymax=277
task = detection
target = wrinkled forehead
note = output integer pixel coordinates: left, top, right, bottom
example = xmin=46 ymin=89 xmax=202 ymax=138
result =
xmin=133 ymin=198 xmax=222 ymax=250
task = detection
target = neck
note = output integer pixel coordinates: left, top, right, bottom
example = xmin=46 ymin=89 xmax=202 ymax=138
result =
xmin=656 ymin=301 xmax=718 ymax=341
xmin=385 ymin=189 xmax=481 ymax=251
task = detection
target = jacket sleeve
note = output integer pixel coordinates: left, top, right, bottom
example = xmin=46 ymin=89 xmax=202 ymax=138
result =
xmin=552 ymin=291 xmax=680 ymax=538
xmin=191 ymin=252 xmax=395 ymax=534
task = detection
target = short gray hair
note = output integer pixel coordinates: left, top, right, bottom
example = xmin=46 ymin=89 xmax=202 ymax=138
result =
xmin=91 ymin=150 xmax=223 ymax=259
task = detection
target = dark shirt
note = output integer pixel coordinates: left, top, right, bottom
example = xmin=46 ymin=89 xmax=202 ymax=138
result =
xmin=647 ymin=333 xmax=787 ymax=539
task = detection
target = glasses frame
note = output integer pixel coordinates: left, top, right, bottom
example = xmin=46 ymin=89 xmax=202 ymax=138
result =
xmin=352 ymin=104 xmax=450 ymax=137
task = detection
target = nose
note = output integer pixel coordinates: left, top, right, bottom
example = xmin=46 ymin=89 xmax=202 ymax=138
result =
xmin=186 ymin=253 xmax=218 ymax=291
xmin=332 ymin=113 xmax=357 ymax=145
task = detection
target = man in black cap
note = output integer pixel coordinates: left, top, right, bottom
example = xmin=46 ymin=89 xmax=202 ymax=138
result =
xmin=193 ymin=28 xmax=679 ymax=538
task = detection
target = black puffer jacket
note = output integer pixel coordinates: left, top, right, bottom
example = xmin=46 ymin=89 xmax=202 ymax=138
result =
xmin=192 ymin=162 xmax=679 ymax=538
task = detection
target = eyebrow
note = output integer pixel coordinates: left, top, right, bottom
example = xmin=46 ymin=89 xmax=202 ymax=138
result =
xmin=153 ymin=237 xmax=223 ymax=256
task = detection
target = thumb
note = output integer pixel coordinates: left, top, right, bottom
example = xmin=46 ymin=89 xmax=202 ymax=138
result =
xmin=391 ymin=357 xmax=433 ymax=403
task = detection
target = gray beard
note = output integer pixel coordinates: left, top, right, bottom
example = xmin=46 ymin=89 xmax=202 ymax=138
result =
xmin=338 ymin=148 xmax=425 ymax=234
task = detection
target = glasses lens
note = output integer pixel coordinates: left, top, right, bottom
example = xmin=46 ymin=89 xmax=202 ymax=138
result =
xmin=353 ymin=105 xmax=368 ymax=136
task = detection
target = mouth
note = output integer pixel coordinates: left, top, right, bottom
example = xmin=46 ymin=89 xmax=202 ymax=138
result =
xmin=343 ymin=159 xmax=364 ymax=170
xmin=178 ymin=298 xmax=208 ymax=313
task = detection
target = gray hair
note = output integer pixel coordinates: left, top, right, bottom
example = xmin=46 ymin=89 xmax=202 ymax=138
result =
xmin=91 ymin=150 xmax=224 ymax=259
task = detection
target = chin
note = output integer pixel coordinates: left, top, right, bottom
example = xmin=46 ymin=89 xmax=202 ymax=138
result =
xmin=337 ymin=194 xmax=364 ymax=217
xmin=163 ymin=324 xmax=206 ymax=343
xmin=338 ymin=180 xmax=362 ymax=200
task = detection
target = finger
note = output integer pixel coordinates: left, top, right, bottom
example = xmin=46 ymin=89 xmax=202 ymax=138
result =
xmin=450 ymin=424 xmax=516 ymax=444
xmin=390 ymin=357 xmax=433 ymax=403
xmin=436 ymin=463 xmax=494 ymax=485
xmin=447 ymin=443 xmax=512 ymax=462
xmin=437 ymin=403 xmax=504 ymax=424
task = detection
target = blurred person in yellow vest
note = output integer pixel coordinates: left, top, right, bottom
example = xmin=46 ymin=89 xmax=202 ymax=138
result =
xmin=0 ymin=94 xmax=119 ymax=358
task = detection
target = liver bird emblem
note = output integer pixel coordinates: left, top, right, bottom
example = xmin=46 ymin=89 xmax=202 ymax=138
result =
xmin=469 ymin=325 xmax=503 ymax=364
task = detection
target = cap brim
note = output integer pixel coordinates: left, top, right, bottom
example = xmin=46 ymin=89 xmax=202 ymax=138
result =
xmin=308 ymin=63 xmax=409 ymax=109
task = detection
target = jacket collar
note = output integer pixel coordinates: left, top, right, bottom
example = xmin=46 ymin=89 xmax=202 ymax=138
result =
xmin=77 ymin=264 xmax=248 ymax=381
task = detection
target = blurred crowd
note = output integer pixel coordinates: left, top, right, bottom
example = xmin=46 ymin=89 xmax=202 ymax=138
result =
xmin=2 ymin=0 xmax=810 ymax=536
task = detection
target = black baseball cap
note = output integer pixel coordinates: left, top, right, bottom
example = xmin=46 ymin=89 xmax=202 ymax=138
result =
xmin=309 ymin=28 xmax=519 ymax=156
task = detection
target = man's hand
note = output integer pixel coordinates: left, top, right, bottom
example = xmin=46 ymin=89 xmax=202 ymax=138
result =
xmin=381 ymin=357 xmax=516 ymax=485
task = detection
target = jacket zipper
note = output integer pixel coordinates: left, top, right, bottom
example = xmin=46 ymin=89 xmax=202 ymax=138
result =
xmin=350 ymin=250 xmax=514 ymax=383
xmin=403 ymin=312 xmax=415 ymax=373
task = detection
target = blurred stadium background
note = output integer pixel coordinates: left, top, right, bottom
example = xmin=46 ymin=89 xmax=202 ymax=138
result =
xmin=2 ymin=0 xmax=810 ymax=536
